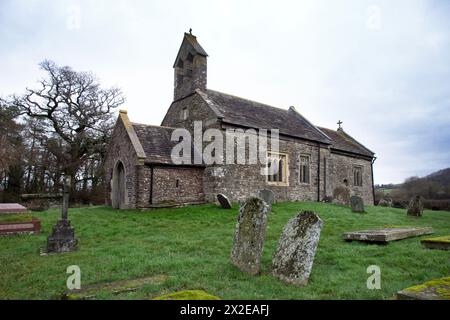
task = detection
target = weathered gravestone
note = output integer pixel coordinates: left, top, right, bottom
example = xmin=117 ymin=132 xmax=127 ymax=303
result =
xmin=217 ymin=193 xmax=232 ymax=209
xmin=47 ymin=176 xmax=78 ymax=253
xmin=350 ymin=195 xmax=365 ymax=213
xmin=272 ymin=211 xmax=323 ymax=286
xmin=407 ymin=195 xmax=424 ymax=217
xmin=230 ymin=197 xmax=269 ymax=275
xmin=259 ymin=189 xmax=274 ymax=209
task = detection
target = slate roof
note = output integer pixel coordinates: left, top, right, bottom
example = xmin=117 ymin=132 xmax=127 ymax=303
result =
xmin=184 ymin=33 xmax=208 ymax=56
xmin=318 ymin=127 xmax=375 ymax=158
xmin=197 ymin=89 xmax=331 ymax=144
xmin=132 ymin=123 xmax=203 ymax=166
xmin=173 ymin=33 xmax=208 ymax=67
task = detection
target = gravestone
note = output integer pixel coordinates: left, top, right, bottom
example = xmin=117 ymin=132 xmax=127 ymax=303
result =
xmin=343 ymin=227 xmax=433 ymax=243
xmin=378 ymin=199 xmax=392 ymax=207
xmin=407 ymin=195 xmax=424 ymax=217
xmin=259 ymin=189 xmax=274 ymax=209
xmin=421 ymin=236 xmax=450 ymax=251
xmin=397 ymin=277 xmax=450 ymax=300
xmin=0 ymin=203 xmax=28 ymax=214
xmin=217 ymin=194 xmax=232 ymax=209
xmin=47 ymin=176 xmax=78 ymax=253
xmin=350 ymin=196 xmax=364 ymax=213
xmin=230 ymin=197 xmax=269 ymax=275
xmin=272 ymin=211 xmax=323 ymax=286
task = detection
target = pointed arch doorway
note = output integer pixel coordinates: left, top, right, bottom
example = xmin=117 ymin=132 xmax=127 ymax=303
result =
xmin=112 ymin=160 xmax=126 ymax=209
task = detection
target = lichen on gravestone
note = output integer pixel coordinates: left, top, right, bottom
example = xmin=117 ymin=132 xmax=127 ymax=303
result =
xmin=230 ymin=197 xmax=269 ymax=275
xmin=272 ymin=211 xmax=323 ymax=287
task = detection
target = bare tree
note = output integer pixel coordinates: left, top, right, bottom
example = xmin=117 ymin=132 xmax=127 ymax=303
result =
xmin=6 ymin=60 xmax=125 ymax=190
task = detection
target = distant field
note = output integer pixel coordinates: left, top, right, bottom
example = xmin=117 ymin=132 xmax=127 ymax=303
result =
xmin=376 ymin=188 xmax=395 ymax=194
xmin=0 ymin=203 xmax=449 ymax=299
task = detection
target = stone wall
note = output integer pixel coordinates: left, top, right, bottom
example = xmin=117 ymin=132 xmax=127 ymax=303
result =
xmin=162 ymin=93 xmax=220 ymax=134
xmin=152 ymin=166 xmax=205 ymax=205
xmin=104 ymin=118 xmax=140 ymax=209
xmin=203 ymin=130 xmax=330 ymax=204
xmin=327 ymin=152 xmax=374 ymax=205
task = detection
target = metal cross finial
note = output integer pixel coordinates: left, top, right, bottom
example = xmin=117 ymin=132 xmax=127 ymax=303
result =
xmin=337 ymin=120 xmax=343 ymax=129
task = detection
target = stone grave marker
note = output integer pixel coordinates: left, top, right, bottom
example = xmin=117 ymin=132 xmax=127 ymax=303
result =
xmin=350 ymin=195 xmax=365 ymax=213
xmin=343 ymin=227 xmax=433 ymax=243
xmin=230 ymin=197 xmax=269 ymax=275
xmin=0 ymin=203 xmax=28 ymax=214
xmin=407 ymin=195 xmax=424 ymax=217
xmin=397 ymin=277 xmax=450 ymax=300
xmin=272 ymin=211 xmax=323 ymax=286
xmin=258 ymin=189 xmax=274 ymax=209
xmin=217 ymin=193 xmax=232 ymax=209
xmin=46 ymin=176 xmax=78 ymax=253
xmin=421 ymin=235 xmax=450 ymax=251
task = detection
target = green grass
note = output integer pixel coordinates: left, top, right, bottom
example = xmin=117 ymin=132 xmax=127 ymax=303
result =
xmin=0 ymin=202 xmax=449 ymax=300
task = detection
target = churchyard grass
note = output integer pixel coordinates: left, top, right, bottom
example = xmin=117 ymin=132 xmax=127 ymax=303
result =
xmin=0 ymin=202 xmax=449 ymax=299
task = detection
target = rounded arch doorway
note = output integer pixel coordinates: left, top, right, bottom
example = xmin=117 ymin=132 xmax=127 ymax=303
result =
xmin=112 ymin=160 xmax=126 ymax=209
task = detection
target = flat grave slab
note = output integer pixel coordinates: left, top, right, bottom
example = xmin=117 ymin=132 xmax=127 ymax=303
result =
xmin=0 ymin=203 xmax=28 ymax=214
xmin=397 ymin=277 xmax=450 ymax=300
xmin=343 ymin=227 xmax=433 ymax=243
xmin=153 ymin=290 xmax=220 ymax=300
xmin=62 ymin=275 xmax=167 ymax=299
xmin=421 ymin=235 xmax=450 ymax=250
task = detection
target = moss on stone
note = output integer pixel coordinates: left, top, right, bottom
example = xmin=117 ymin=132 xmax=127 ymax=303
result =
xmin=404 ymin=277 xmax=450 ymax=299
xmin=153 ymin=290 xmax=220 ymax=300
xmin=422 ymin=235 xmax=450 ymax=244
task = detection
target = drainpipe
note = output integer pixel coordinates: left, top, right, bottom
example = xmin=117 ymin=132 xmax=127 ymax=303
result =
xmin=371 ymin=156 xmax=377 ymax=205
xmin=317 ymin=143 xmax=321 ymax=202
xmin=149 ymin=166 xmax=154 ymax=205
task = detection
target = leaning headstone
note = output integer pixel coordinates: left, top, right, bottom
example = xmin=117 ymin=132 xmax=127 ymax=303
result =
xmin=407 ymin=195 xmax=424 ymax=217
xmin=272 ymin=211 xmax=323 ymax=287
xmin=350 ymin=196 xmax=364 ymax=213
xmin=230 ymin=197 xmax=269 ymax=275
xmin=217 ymin=194 xmax=232 ymax=209
xmin=259 ymin=189 xmax=274 ymax=209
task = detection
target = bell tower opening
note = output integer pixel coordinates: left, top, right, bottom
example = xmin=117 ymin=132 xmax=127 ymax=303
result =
xmin=173 ymin=30 xmax=208 ymax=100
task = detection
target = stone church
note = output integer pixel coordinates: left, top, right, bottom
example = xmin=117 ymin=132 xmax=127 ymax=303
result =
xmin=105 ymin=32 xmax=376 ymax=209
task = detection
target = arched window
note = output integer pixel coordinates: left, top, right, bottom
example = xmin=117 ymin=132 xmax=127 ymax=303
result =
xmin=353 ymin=166 xmax=363 ymax=186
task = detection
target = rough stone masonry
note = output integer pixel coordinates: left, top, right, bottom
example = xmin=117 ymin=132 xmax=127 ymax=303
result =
xmin=272 ymin=211 xmax=323 ymax=286
xmin=230 ymin=197 xmax=269 ymax=275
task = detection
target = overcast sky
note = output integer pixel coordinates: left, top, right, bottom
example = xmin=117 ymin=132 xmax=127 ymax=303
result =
xmin=1 ymin=0 xmax=449 ymax=184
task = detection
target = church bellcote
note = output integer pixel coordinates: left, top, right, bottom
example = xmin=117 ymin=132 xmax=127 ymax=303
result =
xmin=173 ymin=30 xmax=208 ymax=100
